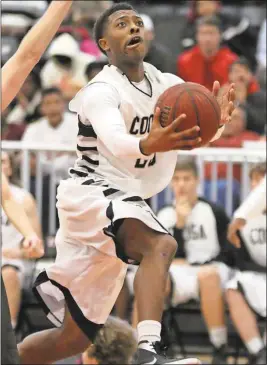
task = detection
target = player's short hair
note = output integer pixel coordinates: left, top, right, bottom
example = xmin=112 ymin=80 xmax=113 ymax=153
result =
xmin=86 ymin=316 xmax=137 ymax=364
xmin=41 ymin=87 xmax=62 ymax=99
xmin=85 ymin=60 xmax=108 ymax=80
xmin=229 ymin=56 xmax=251 ymax=72
xmin=196 ymin=15 xmax=222 ymax=32
xmin=93 ymin=2 xmax=135 ymax=54
xmin=174 ymin=157 xmax=199 ymax=177
xmin=249 ymin=162 xmax=266 ymax=179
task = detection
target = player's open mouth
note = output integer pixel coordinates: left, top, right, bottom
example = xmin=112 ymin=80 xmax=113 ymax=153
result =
xmin=126 ymin=36 xmax=143 ymax=49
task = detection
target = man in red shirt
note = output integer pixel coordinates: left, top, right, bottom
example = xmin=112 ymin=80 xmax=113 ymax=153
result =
xmin=177 ymin=15 xmax=238 ymax=91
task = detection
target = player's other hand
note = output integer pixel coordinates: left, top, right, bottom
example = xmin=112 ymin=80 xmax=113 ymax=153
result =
xmin=22 ymin=233 xmax=44 ymax=259
xmin=227 ymin=218 xmax=246 ymax=248
xmin=140 ymin=107 xmax=202 ymax=155
xmin=212 ymin=81 xmax=235 ymax=125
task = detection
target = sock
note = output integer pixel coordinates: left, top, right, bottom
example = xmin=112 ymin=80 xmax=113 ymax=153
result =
xmin=11 ymin=320 xmax=17 ymax=330
xmin=137 ymin=320 xmax=161 ymax=353
xmin=246 ymin=337 xmax=264 ymax=355
xmin=209 ymin=326 xmax=227 ymax=349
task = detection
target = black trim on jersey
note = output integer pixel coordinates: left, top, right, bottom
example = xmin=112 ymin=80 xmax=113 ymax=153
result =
xmin=77 ymin=145 xmax=98 ymax=152
xmin=173 ymin=227 xmax=186 ymax=259
xmin=123 ymin=72 xmax=153 ymax=98
xmin=103 ymin=188 xmax=120 ymax=197
xmin=123 ymin=196 xmax=143 ymax=202
xmin=82 ymin=179 xmax=95 ymax=186
xmin=69 ymin=169 xmax=88 ymax=177
xmin=80 ymin=165 xmax=95 ymax=174
xmin=78 ymin=121 xmax=97 ymax=138
xmin=82 ymin=155 xmax=99 ymax=166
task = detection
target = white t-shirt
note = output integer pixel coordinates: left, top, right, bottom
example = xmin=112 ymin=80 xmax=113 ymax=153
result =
xmin=69 ymin=63 xmax=223 ymax=199
xmin=22 ymin=112 xmax=78 ymax=179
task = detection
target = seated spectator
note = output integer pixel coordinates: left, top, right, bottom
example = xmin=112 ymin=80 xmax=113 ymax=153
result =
xmin=1 ymin=151 xmax=42 ymax=330
xmin=256 ymin=19 xmax=266 ymax=90
xmin=222 ymin=57 xmax=266 ymax=135
xmin=205 ymin=106 xmax=261 ymax=209
xmin=128 ymin=159 xmax=236 ymax=364
xmin=2 ymin=106 xmax=26 ymax=141
xmin=80 ymin=316 xmax=137 ymax=364
xmin=226 ymin=163 xmax=266 ymax=365
xmin=6 ymin=70 xmax=42 ymax=125
xmin=140 ymin=14 xmax=175 ymax=74
xmin=177 ymin=15 xmax=238 ymax=91
xmin=180 ymin=0 xmax=257 ymax=70
xmin=85 ymin=60 xmax=108 ymax=83
xmin=22 ymin=87 xmax=78 ymax=235
xmin=41 ymin=33 xmax=95 ymax=101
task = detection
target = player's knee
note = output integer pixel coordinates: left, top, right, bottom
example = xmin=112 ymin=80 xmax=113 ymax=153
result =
xmin=58 ymin=327 xmax=90 ymax=354
xmin=197 ymin=265 xmax=220 ymax=285
xmin=154 ymin=235 xmax=177 ymax=261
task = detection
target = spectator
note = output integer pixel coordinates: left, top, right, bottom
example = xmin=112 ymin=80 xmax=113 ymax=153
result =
xmin=41 ymin=33 xmax=95 ymax=101
xmin=222 ymin=57 xmax=266 ymax=134
xmin=1 ymin=151 xmax=42 ymax=330
xmin=22 ymin=87 xmax=78 ymax=236
xmin=2 ymin=106 xmax=26 ymax=141
xmin=6 ymin=70 xmax=42 ymax=125
xmin=140 ymin=14 xmax=175 ymax=74
xmin=80 ymin=316 xmax=137 ymax=364
xmin=205 ymin=106 xmax=261 ymax=209
xmin=180 ymin=0 xmax=257 ymax=70
xmin=177 ymin=15 xmax=238 ymax=91
xmin=129 ymin=159 xmax=235 ymax=364
xmin=85 ymin=60 xmax=108 ymax=83
xmin=226 ymin=163 xmax=266 ymax=365
xmin=256 ymin=19 xmax=266 ymax=90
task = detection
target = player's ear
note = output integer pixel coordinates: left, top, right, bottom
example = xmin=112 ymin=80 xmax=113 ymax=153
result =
xmin=99 ymin=38 xmax=110 ymax=53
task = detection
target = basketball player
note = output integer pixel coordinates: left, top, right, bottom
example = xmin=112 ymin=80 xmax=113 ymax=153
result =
xmin=1 ymin=1 xmax=73 ymax=364
xmin=18 ymin=3 xmax=235 ymax=365
xmin=226 ymin=163 xmax=266 ymax=364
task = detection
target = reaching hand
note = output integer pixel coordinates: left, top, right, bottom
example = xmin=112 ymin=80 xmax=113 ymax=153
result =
xmin=22 ymin=233 xmax=44 ymax=259
xmin=140 ymin=108 xmax=202 ymax=155
xmin=227 ymin=218 xmax=246 ymax=248
xmin=212 ymin=81 xmax=235 ymax=125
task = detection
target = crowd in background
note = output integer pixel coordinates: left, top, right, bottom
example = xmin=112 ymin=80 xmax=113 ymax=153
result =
xmin=1 ymin=1 xmax=266 ymax=364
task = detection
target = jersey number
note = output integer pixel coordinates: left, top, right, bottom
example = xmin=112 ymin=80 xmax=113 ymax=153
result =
xmin=135 ymin=154 xmax=156 ymax=168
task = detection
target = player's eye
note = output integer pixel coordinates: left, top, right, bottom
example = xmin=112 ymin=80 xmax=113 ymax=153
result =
xmin=137 ymin=20 xmax=144 ymax=27
xmin=117 ymin=21 xmax=126 ymax=28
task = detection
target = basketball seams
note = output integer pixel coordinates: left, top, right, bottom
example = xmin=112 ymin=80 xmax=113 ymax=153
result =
xmin=193 ymin=90 xmax=221 ymax=129
xmin=184 ymin=89 xmax=201 ymax=134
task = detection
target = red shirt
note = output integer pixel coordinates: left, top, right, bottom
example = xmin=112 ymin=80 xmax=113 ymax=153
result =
xmin=177 ymin=45 xmax=238 ymax=91
xmin=205 ymin=131 xmax=261 ymax=181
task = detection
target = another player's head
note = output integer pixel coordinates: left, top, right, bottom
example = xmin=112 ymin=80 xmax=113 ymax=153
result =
xmin=249 ymin=162 xmax=266 ymax=190
xmin=223 ymin=105 xmax=247 ymax=137
xmin=196 ymin=15 xmax=222 ymax=56
xmin=172 ymin=158 xmax=199 ymax=203
xmin=85 ymin=60 xmax=108 ymax=82
xmin=94 ymin=3 xmax=146 ymax=66
xmin=194 ymin=0 xmax=220 ymax=18
xmin=229 ymin=57 xmax=253 ymax=86
xmin=82 ymin=316 xmax=137 ymax=364
xmin=40 ymin=87 xmax=65 ymax=128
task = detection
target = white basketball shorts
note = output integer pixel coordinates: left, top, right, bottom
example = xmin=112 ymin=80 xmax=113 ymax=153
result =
xmin=33 ymin=175 xmax=168 ymax=340
xmin=226 ymin=270 xmax=266 ymax=318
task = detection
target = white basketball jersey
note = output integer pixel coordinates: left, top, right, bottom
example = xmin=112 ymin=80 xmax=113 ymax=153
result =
xmin=1 ymin=184 xmax=26 ymax=248
xmin=69 ymin=63 xmax=184 ymax=198
xmin=240 ymin=214 xmax=266 ymax=267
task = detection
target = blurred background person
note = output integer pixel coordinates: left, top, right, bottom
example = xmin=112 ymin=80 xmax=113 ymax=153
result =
xmin=85 ymin=60 xmax=108 ymax=83
xmin=80 ymin=316 xmax=137 ymax=365
xmin=2 ymin=151 xmax=42 ymax=330
xmin=256 ymin=19 xmax=266 ymax=90
xmin=177 ymin=15 xmax=238 ymax=91
xmin=226 ymin=163 xmax=266 ymax=365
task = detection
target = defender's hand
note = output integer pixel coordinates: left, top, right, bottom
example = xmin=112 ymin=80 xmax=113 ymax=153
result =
xmin=140 ymin=108 xmax=202 ymax=155
xmin=212 ymin=81 xmax=235 ymax=125
xmin=227 ymin=218 xmax=246 ymax=248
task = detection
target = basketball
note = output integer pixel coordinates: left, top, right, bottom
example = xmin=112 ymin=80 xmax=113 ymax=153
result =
xmin=156 ymin=82 xmax=221 ymax=147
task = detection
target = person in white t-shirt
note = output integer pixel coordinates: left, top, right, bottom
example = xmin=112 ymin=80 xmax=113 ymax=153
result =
xmin=18 ymin=3 xmax=235 ymax=365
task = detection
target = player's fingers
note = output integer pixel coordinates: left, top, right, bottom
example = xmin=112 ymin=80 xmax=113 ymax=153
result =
xmin=152 ymin=107 xmax=162 ymax=127
xmin=228 ymin=101 xmax=235 ymax=116
xmin=172 ymin=125 xmax=201 ymax=140
xmin=166 ymin=113 xmax=187 ymax=132
xmin=212 ymin=80 xmax=220 ymax=97
xmin=174 ymin=137 xmax=202 ymax=150
xmin=228 ymin=84 xmax=235 ymax=102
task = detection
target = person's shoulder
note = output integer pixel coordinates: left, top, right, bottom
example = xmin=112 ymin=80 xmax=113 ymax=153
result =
xmin=219 ymin=46 xmax=238 ymax=61
xmin=157 ymin=205 xmax=176 ymax=230
xmin=198 ymin=196 xmax=229 ymax=218
xmin=178 ymin=45 xmax=199 ymax=62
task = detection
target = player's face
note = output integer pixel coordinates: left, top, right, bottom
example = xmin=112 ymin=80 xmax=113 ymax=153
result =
xmin=100 ymin=10 xmax=146 ymax=63
xmin=172 ymin=170 xmax=198 ymax=201
xmin=197 ymin=24 xmax=221 ymax=54
xmin=223 ymin=107 xmax=245 ymax=137
xmin=250 ymin=172 xmax=265 ymax=191
xmin=1 ymin=152 xmax=12 ymax=177
xmin=229 ymin=64 xmax=252 ymax=85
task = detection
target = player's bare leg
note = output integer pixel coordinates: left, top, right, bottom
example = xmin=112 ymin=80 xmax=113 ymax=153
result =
xmin=18 ymin=305 xmax=90 ymax=364
xmin=117 ymin=218 xmax=201 ymax=364
xmin=226 ymin=289 xmax=265 ymax=363
xmin=197 ymin=266 xmax=227 ymax=364
xmin=115 ymin=281 xmax=130 ymax=320
xmin=2 ymin=266 xmax=21 ymax=329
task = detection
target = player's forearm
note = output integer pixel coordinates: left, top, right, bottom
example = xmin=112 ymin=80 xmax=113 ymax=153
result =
xmin=2 ymin=0 xmax=72 ymax=112
xmin=2 ymin=199 xmax=36 ymax=238
xmin=234 ymin=175 xmax=266 ymax=220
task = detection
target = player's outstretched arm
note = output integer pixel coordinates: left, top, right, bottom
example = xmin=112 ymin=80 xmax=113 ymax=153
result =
xmin=2 ymin=0 xmax=73 ymax=112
